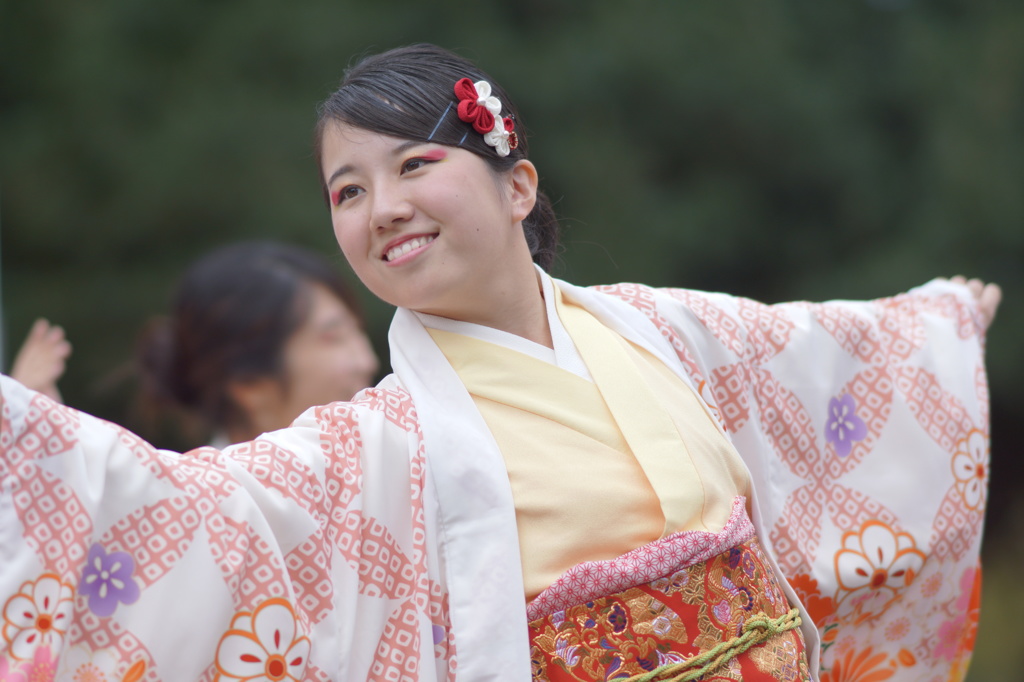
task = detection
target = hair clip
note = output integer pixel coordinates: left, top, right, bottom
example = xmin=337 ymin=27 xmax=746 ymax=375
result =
xmin=454 ymin=78 xmax=517 ymax=157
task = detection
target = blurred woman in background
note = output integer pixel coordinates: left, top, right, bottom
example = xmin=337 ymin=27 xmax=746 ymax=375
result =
xmin=136 ymin=239 xmax=379 ymax=446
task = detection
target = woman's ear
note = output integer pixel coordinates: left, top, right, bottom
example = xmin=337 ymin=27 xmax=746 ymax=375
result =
xmin=509 ymin=160 xmax=539 ymax=223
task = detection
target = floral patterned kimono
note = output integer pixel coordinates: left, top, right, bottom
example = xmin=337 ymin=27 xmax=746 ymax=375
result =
xmin=0 ymin=276 xmax=988 ymax=682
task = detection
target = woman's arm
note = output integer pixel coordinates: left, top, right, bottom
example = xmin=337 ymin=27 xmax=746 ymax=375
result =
xmin=0 ymin=375 xmax=448 ymax=681
xmin=641 ymin=278 xmax=992 ymax=679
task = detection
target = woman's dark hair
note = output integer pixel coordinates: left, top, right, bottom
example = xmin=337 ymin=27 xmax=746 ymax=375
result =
xmin=314 ymin=43 xmax=560 ymax=271
xmin=137 ymin=240 xmax=364 ymax=435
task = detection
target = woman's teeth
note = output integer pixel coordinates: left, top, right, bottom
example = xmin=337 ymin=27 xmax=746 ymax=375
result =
xmin=386 ymin=235 xmax=435 ymax=262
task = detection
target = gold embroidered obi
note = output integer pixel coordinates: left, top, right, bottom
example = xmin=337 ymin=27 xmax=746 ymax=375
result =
xmin=526 ymin=500 xmax=811 ymax=681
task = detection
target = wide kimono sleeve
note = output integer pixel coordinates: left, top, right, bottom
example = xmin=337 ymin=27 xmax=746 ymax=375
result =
xmin=0 ymin=374 xmax=453 ymax=682
xmin=593 ymin=278 xmax=989 ymax=681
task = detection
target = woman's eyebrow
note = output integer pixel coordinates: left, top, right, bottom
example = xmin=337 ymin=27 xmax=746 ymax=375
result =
xmin=326 ymin=164 xmax=354 ymax=188
xmin=325 ymin=140 xmax=430 ymax=187
xmin=391 ymin=140 xmax=426 ymax=156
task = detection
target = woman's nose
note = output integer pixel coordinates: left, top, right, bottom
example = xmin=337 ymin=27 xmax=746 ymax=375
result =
xmin=369 ymin=183 xmax=414 ymax=229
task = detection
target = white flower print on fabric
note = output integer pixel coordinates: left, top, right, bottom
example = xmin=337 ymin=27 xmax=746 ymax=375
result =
xmin=951 ymin=429 xmax=988 ymax=510
xmin=1 ymin=574 xmax=74 ymax=660
xmin=214 ymin=598 xmax=310 ymax=682
xmin=57 ymin=645 xmax=119 ymax=682
xmin=834 ymin=521 xmax=925 ymax=624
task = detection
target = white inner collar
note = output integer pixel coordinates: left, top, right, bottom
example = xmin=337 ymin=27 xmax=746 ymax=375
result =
xmin=414 ymin=267 xmax=592 ymax=380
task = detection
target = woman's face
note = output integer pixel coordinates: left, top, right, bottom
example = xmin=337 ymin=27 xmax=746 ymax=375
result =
xmin=277 ymin=283 xmax=379 ymax=418
xmin=320 ymin=122 xmax=534 ymax=322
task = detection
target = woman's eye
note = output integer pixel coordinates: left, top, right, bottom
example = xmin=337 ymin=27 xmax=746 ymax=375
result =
xmin=401 ymin=149 xmax=446 ymax=175
xmin=402 ymin=158 xmax=428 ymax=174
xmin=331 ymin=185 xmax=363 ymax=206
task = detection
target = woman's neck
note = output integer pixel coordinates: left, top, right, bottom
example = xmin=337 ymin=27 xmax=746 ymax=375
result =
xmin=489 ymin=271 xmax=553 ymax=348
xmin=420 ymin=264 xmax=553 ymax=348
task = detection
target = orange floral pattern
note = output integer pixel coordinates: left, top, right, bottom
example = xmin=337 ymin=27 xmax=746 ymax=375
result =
xmin=788 ymin=574 xmax=837 ymax=626
xmin=833 ymin=522 xmax=925 ymax=624
xmin=214 ymin=598 xmax=310 ymax=682
xmin=1 ymin=574 xmax=74 ymax=661
xmin=820 ymin=647 xmax=895 ymax=682
xmin=951 ymin=430 xmax=988 ymax=510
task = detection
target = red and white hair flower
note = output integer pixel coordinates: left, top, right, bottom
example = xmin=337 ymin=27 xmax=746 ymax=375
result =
xmin=455 ymin=78 xmax=501 ymax=134
xmin=454 ymin=78 xmax=518 ymax=156
xmin=484 ymin=116 xmax=518 ymax=157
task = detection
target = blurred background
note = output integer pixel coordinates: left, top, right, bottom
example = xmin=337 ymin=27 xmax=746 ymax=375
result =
xmin=1 ymin=1 xmax=1020 ymax=678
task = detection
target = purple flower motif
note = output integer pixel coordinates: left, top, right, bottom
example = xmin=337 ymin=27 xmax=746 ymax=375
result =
xmin=79 ymin=544 xmax=140 ymax=617
xmin=554 ymin=637 xmax=580 ymax=666
xmin=608 ymin=603 xmax=628 ymax=633
xmin=825 ymin=394 xmax=868 ymax=457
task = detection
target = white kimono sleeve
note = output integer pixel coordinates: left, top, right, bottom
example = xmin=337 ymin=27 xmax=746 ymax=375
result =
xmin=0 ymin=375 xmax=452 ymax=682
xmin=592 ymin=278 xmax=989 ymax=679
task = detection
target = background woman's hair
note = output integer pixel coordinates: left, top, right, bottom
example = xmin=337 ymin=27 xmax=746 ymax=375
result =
xmin=314 ymin=43 xmax=561 ymax=271
xmin=136 ymin=240 xmax=363 ymax=436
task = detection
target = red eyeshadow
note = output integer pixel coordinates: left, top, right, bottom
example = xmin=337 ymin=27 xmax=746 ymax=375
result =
xmin=421 ymin=149 xmax=448 ymax=162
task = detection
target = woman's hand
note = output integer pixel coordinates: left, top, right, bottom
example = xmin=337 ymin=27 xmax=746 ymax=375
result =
xmin=950 ymin=276 xmax=1002 ymax=330
xmin=9 ymin=318 xmax=72 ymax=402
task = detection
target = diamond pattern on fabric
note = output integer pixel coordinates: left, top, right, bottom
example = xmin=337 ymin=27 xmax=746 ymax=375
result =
xmin=103 ymin=496 xmax=202 ymax=589
xmin=11 ymin=463 xmax=91 ymax=580
xmin=370 ymin=599 xmax=422 ymax=682
xmin=895 ymin=367 xmax=977 ymax=454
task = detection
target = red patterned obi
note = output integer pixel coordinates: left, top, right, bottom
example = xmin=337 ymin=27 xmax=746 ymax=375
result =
xmin=526 ymin=498 xmax=812 ymax=681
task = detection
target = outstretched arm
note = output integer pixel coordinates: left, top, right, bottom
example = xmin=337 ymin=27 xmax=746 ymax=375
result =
xmin=599 ymin=279 xmax=992 ymax=680
xmin=8 ymin=318 xmax=72 ymax=402
xmin=0 ymin=374 xmax=444 ymax=681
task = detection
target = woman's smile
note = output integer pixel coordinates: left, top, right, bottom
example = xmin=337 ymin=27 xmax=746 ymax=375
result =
xmin=383 ymin=233 xmax=437 ymax=264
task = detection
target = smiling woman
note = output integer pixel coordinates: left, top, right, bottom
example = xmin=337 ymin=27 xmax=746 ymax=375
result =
xmin=319 ymin=123 xmax=543 ymax=337
xmin=0 ymin=43 xmax=1000 ymax=682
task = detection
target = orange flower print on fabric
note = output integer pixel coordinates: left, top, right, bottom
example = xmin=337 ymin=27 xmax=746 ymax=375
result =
xmin=820 ymin=647 xmax=895 ymax=682
xmin=833 ymin=521 xmax=925 ymax=624
xmin=214 ymin=598 xmax=310 ymax=682
xmin=951 ymin=430 xmax=988 ymax=510
xmin=882 ymin=617 xmax=909 ymax=642
xmin=788 ymin=573 xmax=837 ymax=625
xmin=1 ymin=573 xmax=74 ymax=661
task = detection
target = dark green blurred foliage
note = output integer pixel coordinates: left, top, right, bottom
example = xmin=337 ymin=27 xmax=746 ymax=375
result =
xmin=1 ymin=1 xmax=1021 ymax=677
